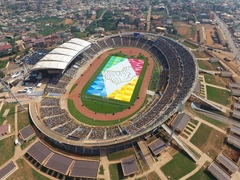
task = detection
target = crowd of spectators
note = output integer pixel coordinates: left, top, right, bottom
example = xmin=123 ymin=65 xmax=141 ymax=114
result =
xmin=88 ymin=127 xmax=105 ymax=140
xmin=112 ymin=36 xmax=122 ymax=47
xmin=106 ymin=126 xmax=122 ymax=139
xmin=54 ymin=121 xmax=79 ymax=136
xmin=41 ymin=97 xmax=59 ymax=107
xmin=67 ymin=125 xmax=91 ymax=140
xmin=97 ymin=40 xmax=108 ymax=50
xmin=105 ymin=38 xmax=115 ymax=47
xmin=43 ymin=113 xmax=71 ymax=128
xmin=122 ymin=36 xmax=196 ymax=135
xmin=40 ymin=107 xmax=66 ymax=118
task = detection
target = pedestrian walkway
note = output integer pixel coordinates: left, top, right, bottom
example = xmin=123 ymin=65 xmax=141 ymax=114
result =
xmin=184 ymin=110 xmax=227 ymax=134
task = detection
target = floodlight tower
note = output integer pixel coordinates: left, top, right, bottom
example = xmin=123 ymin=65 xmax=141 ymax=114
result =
xmin=0 ymin=78 xmax=26 ymax=110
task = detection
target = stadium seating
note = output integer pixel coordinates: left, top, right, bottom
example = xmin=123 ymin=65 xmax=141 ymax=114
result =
xmin=38 ymin=33 xmax=196 ymax=142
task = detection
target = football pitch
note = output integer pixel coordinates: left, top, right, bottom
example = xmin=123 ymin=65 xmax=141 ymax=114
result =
xmin=81 ymin=53 xmax=148 ymax=114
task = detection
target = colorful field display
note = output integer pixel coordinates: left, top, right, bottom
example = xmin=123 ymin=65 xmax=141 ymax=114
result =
xmin=86 ymin=56 xmax=144 ymax=102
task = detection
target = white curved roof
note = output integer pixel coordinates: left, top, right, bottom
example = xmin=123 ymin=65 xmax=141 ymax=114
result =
xmin=32 ymin=38 xmax=91 ymax=72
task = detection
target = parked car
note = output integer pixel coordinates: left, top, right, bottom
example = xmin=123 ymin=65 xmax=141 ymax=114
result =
xmin=224 ymin=57 xmax=230 ymax=62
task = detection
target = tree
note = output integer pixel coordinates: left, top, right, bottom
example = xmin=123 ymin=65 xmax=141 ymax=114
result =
xmin=57 ymin=0 xmax=62 ymax=5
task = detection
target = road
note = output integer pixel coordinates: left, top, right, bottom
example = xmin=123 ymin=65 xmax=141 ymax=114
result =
xmin=97 ymin=9 xmax=107 ymax=20
xmin=213 ymin=12 xmax=240 ymax=61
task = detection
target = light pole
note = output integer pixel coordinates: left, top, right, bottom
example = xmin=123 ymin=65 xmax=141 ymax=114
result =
xmin=0 ymin=78 xmax=26 ymax=110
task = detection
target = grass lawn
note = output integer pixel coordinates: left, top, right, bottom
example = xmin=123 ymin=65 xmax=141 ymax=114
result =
xmin=190 ymin=124 xmax=212 ymax=149
xmin=197 ymin=60 xmax=212 ymax=70
xmin=69 ymin=84 xmax=77 ymax=94
xmin=210 ymin=62 xmax=222 ymax=70
xmin=81 ymin=52 xmax=148 ymax=114
xmin=204 ymin=75 xmax=219 ymax=85
xmin=108 ymin=148 xmax=135 ymax=161
xmin=136 ymin=171 xmax=161 ymax=180
xmin=20 ymin=136 xmax=36 ymax=150
xmin=161 ymin=151 xmax=196 ymax=180
xmin=17 ymin=106 xmax=31 ymax=130
xmin=152 ymin=10 xmax=166 ymax=16
xmin=11 ymin=158 xmax=50 ymax=180
xmin=96 ymin=9 xmax=105 ymax=19
xmin=0 ymin=60 xmax=8 ymax=69
xmin=0 ymin=135 xmax=15 ymax=166
xmin=186 ymin=126 xmax=194 ymax=132
xmin=184 ymin=129 xmax=191 ymax=135
xmin=68 ymin=99 xmax=146 ymax=126
xmin=190 ymin=119 xmax=199 ymax=125
xmin=206 ymin=86 xmax=230 ymax=106
xmin=187 ymin=167 xmax=217 ymax=180
xmin=182 ymin=41 xmax=198 ymax=49
xmin=204 ymin=75 xmax=225 ymax=87
xmin=188 ymin=123 xmax=196 ymax=128
xmin=163 ymin=34 xmax=178 ymax=40
xmin=0 ymin=103 xmax=16 ymax=131
xmin=109 ymin=163 xmax=124 ymax=180
xmin=99 ymin=165 xmax=104 ymax=175
xmin=194 ymin=111 xmax=228 ymax=129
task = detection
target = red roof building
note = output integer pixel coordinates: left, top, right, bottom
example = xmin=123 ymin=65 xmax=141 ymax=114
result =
xmin=0 ymin=42 xmax=12 ymax=55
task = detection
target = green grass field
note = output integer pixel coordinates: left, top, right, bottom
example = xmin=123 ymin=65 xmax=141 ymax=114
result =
xmin=96 ymin=9 xmax=105 ymax=19
xmin=204 ymin=75 xmax=225 ymax=87
xmin=182 ymin=41 xmax=198 ymax=49
xmin=136 ymin=171 xmax=161 ymax=180
xmin=0 ymin=103 xmax=16 ymax=131
xmin=206 ymin=86 xmax=230 ymax=106
xmin=0 ymin=135 xmax=15 ymax=166
xmin=187 ymin=167 xmax=217 ymax=180
xmin=197 ymin=60 xmax=222 ymax=72
xmin=69 ymin=84 xmax=77 ymax=94
xmin=161 ymin=151 xmax=196 ymax=180
xmin=68 ymin=99 xmax=146 ymax=126
xmin=109 ymin=163 xmax=124 ymax=180
xmin=108 ymin=148 xmax=135 ymax=161
xmin=0 ymin=60 xmax=8 ymax=69
xmin=81 ymin=52 xmax=149 ymax=114
xmin=17 ymin=106 xmax=31 ymax=130
xmin=190 ymin=124 xmax=212 ymax=149
xmin=99 ymin=165 xmax=104 ymax=175
xmin=197 ymin=60 xmax=212 ymax=70
xmin=11 ymin=158 xmax=50 ymax=180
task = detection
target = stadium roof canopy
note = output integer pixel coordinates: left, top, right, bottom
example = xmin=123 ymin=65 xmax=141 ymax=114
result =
xmin=32 ymin=38 xmax=91 ymax=72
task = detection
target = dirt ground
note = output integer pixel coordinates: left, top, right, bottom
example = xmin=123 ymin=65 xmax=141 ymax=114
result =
xmin=199 ymin=24 xmax=223 ymax=48
xmin=174 ymin=22 xmax=225 ymax=48
xmin=201 ymin=129 xmax=226 ymax=159
xmin=173 ymin=22 xmax=197 ymax=41
xmin=223 ymin=144 xmax=240 ymax=163
xmin=63 ymin=18 xmax=73 ymax=24
xmin=192 ymin=50 xmax=211 ymax=58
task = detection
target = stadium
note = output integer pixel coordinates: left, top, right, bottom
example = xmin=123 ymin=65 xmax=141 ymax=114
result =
xmin=29 ymin=32 xmax=198 ymax=156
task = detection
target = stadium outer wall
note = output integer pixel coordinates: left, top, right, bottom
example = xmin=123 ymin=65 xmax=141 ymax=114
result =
xmin=29 ymin=33 xmax=198 ymax=152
